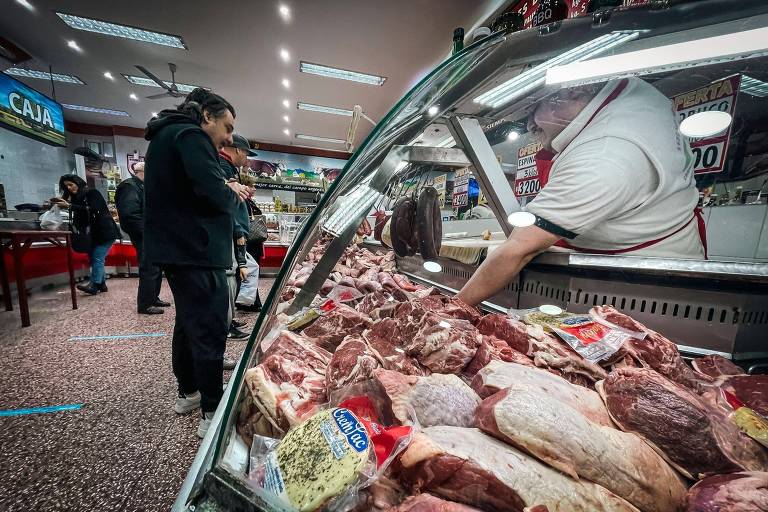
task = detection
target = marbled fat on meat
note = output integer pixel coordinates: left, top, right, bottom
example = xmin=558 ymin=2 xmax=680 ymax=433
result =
xmin=475 ymin=387 xmax=687 ymax=512
xmin=363 ymin=318 xmax=428 ymax=376
xmin=302 ymin=303 xmax=371 ymax=351
xmin=399 ymin=427 xmax=640 ymax=512
xmin=373 ymin=369 xmax=480 ymax=427
xmin=464 ymin=335 xmax=534 ymax=378
xmin=326 ymin=335 xmax=381 ymax=392
xmin=598 ymin=367 xmax=768 ymax=479
xmin=691 ymin=354 xmax=745 ymax=379
xmin=405 ymin=313 xmax=480 ymax=374
xmin=721 ymin=375 xmax=768 ymax=416
xmin=685 ymin=472 xmax=768 ymax=512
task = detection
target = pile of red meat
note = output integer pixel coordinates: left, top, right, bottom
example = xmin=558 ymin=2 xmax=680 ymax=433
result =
xmin=239 ymin=244 xmax=768 ymax=512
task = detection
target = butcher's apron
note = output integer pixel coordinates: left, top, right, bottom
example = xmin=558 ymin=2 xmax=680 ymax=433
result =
xmin=533 ymin=78 xmax=708 ymax=259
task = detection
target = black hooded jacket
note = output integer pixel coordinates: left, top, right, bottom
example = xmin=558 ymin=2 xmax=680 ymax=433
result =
xmin=143 ymin=110 xmax=239 ymax=269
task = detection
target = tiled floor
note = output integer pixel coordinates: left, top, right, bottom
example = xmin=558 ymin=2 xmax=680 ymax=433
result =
xmin=0 ymin=276 xmax=274 ymax=512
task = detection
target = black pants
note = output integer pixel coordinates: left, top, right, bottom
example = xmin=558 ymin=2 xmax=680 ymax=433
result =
xmin=132 ymin=237 xmax=163 ymax=311
xmin=165 ymin=266 xmax=229 ymax=413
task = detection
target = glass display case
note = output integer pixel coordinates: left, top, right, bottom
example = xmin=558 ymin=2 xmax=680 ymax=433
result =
xmin=176 ymin=2 xmax=768 ymax=510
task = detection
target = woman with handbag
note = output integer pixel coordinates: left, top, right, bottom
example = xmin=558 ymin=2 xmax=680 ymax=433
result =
xmin=51 ymin=174 xmax=120 ymax=295
xmin=241 ymin=197 xmax=266 ymax=311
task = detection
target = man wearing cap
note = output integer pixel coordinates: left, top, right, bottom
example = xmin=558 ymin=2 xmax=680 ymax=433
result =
xmin=219 ymin=134 xmax=257 ymax=342
xmin=115 ymin=162 xmax=171 ymax=314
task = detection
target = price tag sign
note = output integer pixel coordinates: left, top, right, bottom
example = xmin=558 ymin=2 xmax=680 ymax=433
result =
xmin=432 ymin=174 xmax=447 ymax=208
xmin=672 ymin=74 xmax=740 ymax=175
xmin=514 ymin=142 xmax=543 ymax=198
xmin=452 ymin=168 xmax=470 ymax=209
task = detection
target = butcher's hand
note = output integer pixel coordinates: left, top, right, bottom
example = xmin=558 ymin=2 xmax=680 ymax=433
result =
xmin=226 ymin=182 xmax=251 ymax=202
xmin=239 ymin=266 xmax=249 ymax=280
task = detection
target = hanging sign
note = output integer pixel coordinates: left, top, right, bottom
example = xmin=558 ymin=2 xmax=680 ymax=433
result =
xmin=0 ymin=72 xmax=66 ymax=146
xmin=672 ymin=74 xmax=740 ymax=175
xmin=452 ymin=168 xmax=471 ymax=208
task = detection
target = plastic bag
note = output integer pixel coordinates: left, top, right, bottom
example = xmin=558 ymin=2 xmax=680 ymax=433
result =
xmin=40 ymin=205 xmax=64 ymax=231
xmin=236 ymin=253 xmax=260 ymax=306
xmin=247 ymin=395 xmax=413 ymax=512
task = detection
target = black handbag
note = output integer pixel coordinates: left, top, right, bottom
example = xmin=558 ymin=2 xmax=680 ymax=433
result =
xmin=68 ymin=199 xmax=93 ymax=254
xmin=249 ymin=214 xmax=268 ymax=242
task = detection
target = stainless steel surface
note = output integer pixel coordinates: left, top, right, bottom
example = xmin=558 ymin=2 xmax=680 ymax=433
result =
xmin=449 ymin=116 xmax=519 ymax=236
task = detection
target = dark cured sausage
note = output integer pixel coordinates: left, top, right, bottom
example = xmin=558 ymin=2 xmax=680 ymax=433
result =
xmin=390 ymin=196 xmax=418 ymax=257
xmin=417 ymin=187 xmax=442 ymax=261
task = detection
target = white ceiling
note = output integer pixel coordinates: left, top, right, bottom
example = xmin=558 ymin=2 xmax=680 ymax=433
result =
xmin=2 ymin=0 xmax=500 ymax=150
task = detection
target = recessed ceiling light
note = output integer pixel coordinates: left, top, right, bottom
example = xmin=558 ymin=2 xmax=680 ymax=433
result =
xmin=103 ymin=71 xmax=114 ymax=80
xmin=427 ymin=106 xmax=439 ymax=116
xmin=282 ymin=99 xmax=290 ymax=108
xmin=129 ymin=93 xmax=138 ymax=101
xmin=281 ymin=78 xmax=291 ymax=89
xmin=279 ymin=48 xmax=291 ymax=62
xmin=282 ymin=115 xmax=290 ymax=123
xmin=296 ymin=102 xmax=353 ymax=117
xmin=15 ymin=0 xmax=34 ymax=11
xmin=283 ymin=128 xmax=290 ymax=135
xmin=67 ymin=40 xmax=81 ymax=52
xmin=4 ymin=67 xmax=85 ymax=84
xmin=151 ymin=112 xmax=158 ymax=117
xmin=299 ymin=61 xmax=386 ymax=86
xmin=679 ymin=111 xmax=732 ymax=138
xmin=62 ymin=104 xmax=130 ymax=116
xmin=507 ymin=131 xmax=520 ymax=141
xmin=295 ymin=133 xmax=346 ymax=144
xmin=56 ymin=12 xmax=186 ymax=49
xmin=278 ymin=4 xmax=291 ymax=21
xmin=122 ymin=74 xmax=200 ymax=93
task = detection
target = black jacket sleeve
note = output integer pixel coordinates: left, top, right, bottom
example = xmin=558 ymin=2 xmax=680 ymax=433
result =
xmin=235 ymin=243 xmax=247 ymax=268
xmin=115 ymin=181 xmax=143 ymax=235
xmin=175 ymin=129 xmax=239 ymax=214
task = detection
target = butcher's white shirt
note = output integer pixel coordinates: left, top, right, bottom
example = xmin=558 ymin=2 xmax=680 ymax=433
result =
xmin=526 ymin=78 xmax=704 ymax=259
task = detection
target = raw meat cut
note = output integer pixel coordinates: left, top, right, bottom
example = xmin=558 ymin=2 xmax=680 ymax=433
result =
xmin=355 ymin=277 xmax=383 ymax=294
xmin=373 ymin=369 xmax=480 ymax=428
xmin=393 ymin=273 xmax=420 ymax=292
xmin=380 ymin=272 xmax=400 ymax=291
xmin=244 ymin=331 xmax=331 ymax=430
xmin=475 ymin=387 xmax=687 ymax=512
xmin=685 ymin=472 xmax=768 ymax=512
xmin=326 ymin=284 xmax=364 ymax=304
xmin=302 ymin=303 xmax=371 ymax=351
xmin=477 ymin=313 xmax=607 ymax=386
xmin=399 ymin=426 xmax=640 ymax=512
xmin=463 ymin=335 xmax=533 ymax=378
xmin=326 ymin=335 xmax=381 ymax=392
xmin=471 ymin=360 xmax=612 ymax=427
xmin=389 ymin=494 xmax=484 ymax=511
xmin=364 ymin=318 xmax=428 ymax=376
xmin=722 ymin=375 xmax=768 ymax=416
xmin=692 ymin=355 xmax=745 ymax=379
xmin=591 ymin=306 xmax=709 ymax=389
xmin=357 ymin=290 xmax=401 ymax=317
xmin=416 ymin=295 xmax=481 ymax=323
xmin=597 ymin=367 xmax=768 ymax=479
xmin=405 ymin=313 xmax=480 ymax=374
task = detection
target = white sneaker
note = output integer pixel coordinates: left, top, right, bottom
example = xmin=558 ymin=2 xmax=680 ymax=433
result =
xmin=197 ymin=412 xmax=214 ymax=439
xmin=174 ymin=391 xmax=201 ymax=414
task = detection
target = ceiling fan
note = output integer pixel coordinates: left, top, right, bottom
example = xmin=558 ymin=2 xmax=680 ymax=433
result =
xmin=135 ymin=62 xmax=185 ymax=99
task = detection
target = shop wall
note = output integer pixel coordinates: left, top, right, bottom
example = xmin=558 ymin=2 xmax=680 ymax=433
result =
xmin=0 ymin=127 xmax=74 ymax=207
xmin=66 ymin=132 xmax=117 ymax=166
xmin=114 ymin=134 xmax=148 ymax=178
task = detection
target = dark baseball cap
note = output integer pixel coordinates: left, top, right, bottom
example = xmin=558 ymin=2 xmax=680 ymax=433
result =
xmin=230 ymin=133 xmax=257 ymax=157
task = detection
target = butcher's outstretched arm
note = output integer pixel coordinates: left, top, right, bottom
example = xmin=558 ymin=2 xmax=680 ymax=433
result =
xmin=457 ymin=225 xmax=559 ymax=307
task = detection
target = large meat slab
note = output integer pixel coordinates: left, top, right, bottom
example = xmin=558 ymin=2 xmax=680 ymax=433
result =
xmin=476 ymin=387 xmax=687 ymax=512
xmin=691 ymin=354 xmax=745 ymax=379
xmin=471 ymin=360 xmax=612 ymax=427
xmin=374 ymin=369 xmax=480 ymax=428
xmin=721 ymin=375 xmax=768 ymax=416
xmin=685 ymin=472 xmax=768 ymax=512
xmin=598 ymin=367 xmax=768 ymax=479
xmin=364 ymin=318 xmax=428 ymax=376
xmin=302 ymin=303 xmax=372 ymax=351
xmin=326 ymin=335 xmax=381 ymax=392
xmin=404 ymin=313 xmax=480 ymax=374
xmin=399 ymin=426 xmax=639 ymax=512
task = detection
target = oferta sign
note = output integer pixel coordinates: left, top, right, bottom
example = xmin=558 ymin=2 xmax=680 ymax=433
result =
xmin=0 ymin=72 xmax=66 ymax=146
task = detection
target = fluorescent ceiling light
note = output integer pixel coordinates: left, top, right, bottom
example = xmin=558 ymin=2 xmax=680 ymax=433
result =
xmin=4 ymin=67 xmax=85 ymax=84
xmin=16 ymin=0 xmax=34 ymax=12
xmin=62 ymin=104 xmax=130 ymax=116
xmin=296 ymin=133 xmax=346 ymax=144
xmin=300 ymin=61 xmax=386 ymax=86
xmin=297 ymin=102 xmax=353 ymax=117
xmin=56 ymin=12 xmax=186 ymax=49
xmin=741 ymin=75 xmax=768 ymax=98
xmin=547 ymin=27 xmax=768 ymax=87
xmin=122 ymin=74 xmax=199 ymax=93
xmin=475 ymin=31 xmax=641 ymax=109
xmin=679 ymin=111 xmax=732 ymax=138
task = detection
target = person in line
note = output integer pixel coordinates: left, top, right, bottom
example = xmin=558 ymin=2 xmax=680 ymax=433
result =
xmin=241 ymin=176 xmax=264 ymax=312
xmin=143 ymin=88 xmax=251 ymax=438
xmin=114 ymin=162 xmax=170 ymax=315
xmin=218 ymin=133 xmax=257 ymax=340
xmin=52 ymin=174 xmax=120 ymax=295
xmin=458 ymin=78 xmax=705 ymax=307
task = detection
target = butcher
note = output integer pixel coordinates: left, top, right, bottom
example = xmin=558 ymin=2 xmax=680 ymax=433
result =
xmin=458 ymin=78 xmax=706 ymax=307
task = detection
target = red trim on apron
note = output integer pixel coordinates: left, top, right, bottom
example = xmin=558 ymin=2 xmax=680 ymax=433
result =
xmin=534 ymin=78 xmax=708 ymax=258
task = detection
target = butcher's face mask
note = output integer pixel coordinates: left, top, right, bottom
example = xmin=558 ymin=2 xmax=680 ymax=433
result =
xmin=527 ymin=85 xmax=600 ymax=152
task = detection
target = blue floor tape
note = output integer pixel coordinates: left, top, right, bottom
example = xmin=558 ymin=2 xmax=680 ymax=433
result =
xmin=0 ymin=404 xmax=83 ymax=417
xmin=69 ymin=333 xmax=166 ymax=341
